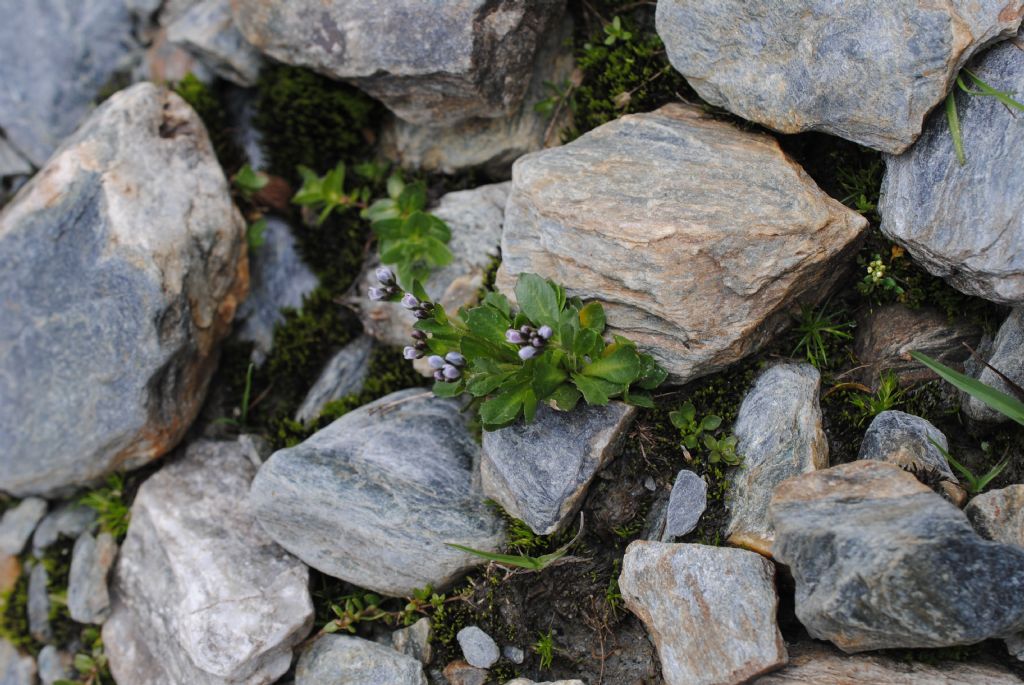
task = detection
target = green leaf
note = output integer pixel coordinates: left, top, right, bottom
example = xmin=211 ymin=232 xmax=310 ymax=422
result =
xmin=425 ymin=214 xmax=451 ymax=242
xmin=945 ymin=90 xmax=966 ymax=166
xmin=515 ymin=273 xmax=561 ymax=328
xmin=671 ymin=403 xmax=696 ymax=428
xmin=466 ymin=371 xmax=513 ymax=397
xmin=582 ymin=345 xmax=640 ymax=384
xmin=624 ymin=390 xmax=655 ymax=408
xmin=444 ymin=543 xmax=542 ymax=570
xmin=578 ymin=301 xmax=606 ymax=332
xmin=421 ymin=235 xmax=453 ymax=266
xmin=432 ymin=380 xmax=463 ymax=398
xmin=483 ymin=291 xmax=511 ymax=317
xmin=386 ymin=172 xmax=405 ymax=199
xmin=571 ymin=373 xmax=611 ymax=405
xmin=701 ymin=415 xmax=723 ymax=431
xmin=532 ymin=356 xmax=568 ymax=399
xmin=246 ymin=218 xmax=266 ymax=251
xmin=574 ymin=328 xmax=601 ymax=359
xmin=637 ymin=353 xmax=668 ymax=390
xmin=371 ymin=217 xmax=404 ymax=240
xmin=234 ymin=164 xmax=268 ymax=195
xmin=911 ymin=351 xmax=1024 ymax=427
xmin=397 ymin=182 xmax=427 ymax=214
xmin=480 ymin=383 xmax=531 ymax=425
xmin=549 ymin=383 xmax=582 ymax=411
xmin=74 ymin=654 xmax=96 ymax=672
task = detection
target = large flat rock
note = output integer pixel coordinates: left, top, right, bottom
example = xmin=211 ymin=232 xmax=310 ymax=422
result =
xmin=880 ymin=29 xmax=1024 ymax=304
xmin=0 ymin=83 xmax=248 ymax=496
xmin=619 ymin=541 xmax=787 ymax=685
xmin=104 ymin=440 xmax=313 ymax=685
xmin=656 ymin=0 xmax=1023 ymax=153
xmin=771 ymin=461 xmax=1024 ymax=652
xmin=496 ymin=104 xmax=866 ymax=384
xmin=727 ymin=363 xmax=828 ymax=556
xmin=250 ymin=389 xmax=505 ymax=596
xmin=231 ymin=0 xmax=565 ymax=126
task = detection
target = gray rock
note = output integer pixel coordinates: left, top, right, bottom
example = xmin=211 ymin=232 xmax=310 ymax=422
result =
xmin=166 ymin=0 xmax=262 ymax=87
xmin=103 ymin=440 xmax=312 ymax=685
xmin=36 ymin=646 xmax=71 ymax=685
xmin=456 ymin=626 xmax=499 ymax=669
xmin=295 ymin=634 xmax=426 ymax=685
xmin=727 ymin=363 xmax=828 ymax=556
xmin=380 ymin=17 xmax=574 ymax=177
xmin=27 ymin=563 xmax=50 ymax=643
xmin=0 ymin=0 xmax=139 ymax=167
xmin=662 ymin=470 xmax=706 ymax=541
xmin=0 ymin=83 xmax=248 ymax=496
xmin=482 ymin=402 xmax=636 ymax=535
xmin=0 ymin=639 xmax=36 ymax=685
xmin=67 ymin=532 xmax=117 ymax=624
xmin=293 ymin=335 xmax=374 ymax=424
xmin=858 ymin=411 xmax=957 ymax=483
xmin=656 ymin=0 xmax=1023 ymax=154
xmin=880 ymin=30 xmax=1024 ymax=304
xmin=771 ymin=460 xmax=1024 ymax=651
xmin=966 ymin=484 xmax=1024 ymax=547
xmin=502 ymin=646 xmax=525 ymax=665
xmin=619 ymin=541 xmax=787 ymax=685
xmin=506 ymin=681 xmax=585 ymax=685
xmin=496 ymin=104 xmax=866 ymax=384
xmin=0 ymin=138 xmax=32 ymax=179
xmin=32 ymin=505 xmax=96 ymax=554
xmin=965 ymin=309 xmax=1024 ymax=422
xmin=1006 ymin=632 xmax=1024 ymax=662
xmin=391 ymin=617 xmax=432 ymax=666
xmin=0 ymin=499 xmax=47 ymax=556
xmin=235 ymin=217 xmax=318 ymax=362
xmin=251 ymin=389 xmax=505 ymax=596
xmin=237 ymin=433 xmax=273 ymax=467
xmin=354 ymin=183 xmax=507 ymax=348
xmin=232 ymin=0 xmax=565 ymax=126
xmin=854 ymin=304 xmax=981 ymax=387
xmin=751 ymin=641 xmax=1024 ymax=684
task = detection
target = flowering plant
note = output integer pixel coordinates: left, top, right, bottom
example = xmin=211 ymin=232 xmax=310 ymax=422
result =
xmin=371 ymin=269 xmax=667 ymax=429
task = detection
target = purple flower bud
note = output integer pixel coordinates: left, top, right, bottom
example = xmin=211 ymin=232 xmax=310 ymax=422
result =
xmin=538 ymin=325 xmax=553 ymax=339
xmin=411 ymin=330 xmax=426 ymax=340
xmin=442 ymin=364 xmax=461 ymax=380
xmin=403 ymin=346 xmax=421 ymax=360
xmin=445 ymin=352 xmax=465 ymax=367
xmin=375 ymin=267 xmax=396 ymax=285
xmin=518 ymin=346 xmax=539 ymax=361
xmin=434 ymin=370 xmax=446 ymax=382
xmin=414 ymin=340 xmax=427 ymax=351
xmin=413 ymin=309 xmax=432 ymax=320
xmin=520 ymin=325 xmax=532 ymax=335
xmin=401 ymin=293 xmax=420 ymax=310
xmin=427 ymin=355 xmax=445 ymax=369
xmin=506 ymin=329 xmax=525 ymax=344
xmin=531 ymin=337 xmax=544 ymax=348
xmin=368 ymin=287 xmax=388 ymax=301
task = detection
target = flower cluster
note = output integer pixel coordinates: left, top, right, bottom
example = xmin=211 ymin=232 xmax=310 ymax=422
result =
xmin=865 ymin=256 xmax=886 ymax=284
xmin=505 ymin=324 xmax=553 ymax=360
xmin=368 ymin=267 xmax=400 ymax=301
xmin=428 ymin=352 xmax=466 ymax=383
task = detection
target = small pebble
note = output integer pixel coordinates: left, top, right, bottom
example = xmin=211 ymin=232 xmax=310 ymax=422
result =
xmin=456 ymin=626 xmax=499 ymax=669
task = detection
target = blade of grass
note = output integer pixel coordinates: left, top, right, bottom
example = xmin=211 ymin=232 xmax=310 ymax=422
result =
xmin=911 ymin=351 xmax=1024 ymax=427
xmin=945 ymin=90 xmax=966 ymax=165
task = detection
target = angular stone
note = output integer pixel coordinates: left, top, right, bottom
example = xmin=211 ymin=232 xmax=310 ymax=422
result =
xmin=858 ymin=411 xmax=957 ymax=484
xmin=456 ymin=626 xmax=499 ymax=669
xmin=502 ymin=646 xmax=525 ymax=664
xmin=854 ymin=304 xmax=981 ymax=387
xmin=37 ymin=645 xmax=71 ymax=685
xmin=354 ymin=183 xmax=507 ymax=348
xmin=620 ymin=542 xmax=786 ymax=685
xmin=166 ymin=0 xmax=262 ymax=87
xmin=67 ymin=532 xmax=117 ymax=624
xmin=966 ymin=485 xmax=1024 ymax=547
xmin=234 ymin=217 xmax=317 ymax=363
xmin=442 ymin=661 xmax=487 ymax=685
xmin=380 ymin=17 xmax=574 ymax=177
xmin=32 ymin=504 xmax=96 ymax=554
xmin=771 ymin=461 xmax=1024 ymax=651
xmin=296 ymin=634 xmax=426 ymax=685
xmin=506 ymin=681 xmax=585 ymax=685
xmin=0 ymin=0 xmax=139 ymax=167
xmin=727 ymin=363 xmax=828 ymax=556
xmin=751 ymin=641 xmax=1024 ymax=684
xmin=880 ymin=30 xmax=1024 ymax=304
xmin=0 ymin=499 xmax=47 ymax=556
xmin=663 ymin=470 xmax=707 ymax=541
xmin=0 ymin=83 xmax=248 ymax=496
xmin=27 ymin=563 xmax=50 ymax=643
xmin=965 ymin=309 xmax=1024 ymax=422
xmin=294 ymin=335 xmax=374 ymax=424
xmin=232 ymin=0 xmax=565 ymax=126
xmin=482 ymin=402 xmax=636 ymax=535
xmin=104 ymin=440 xmax=312 ymax=685
xmin=391 ymin=617 xmax=432 ymax=666
xmin=657 ymin=1 xmax=1023 ymax=154
xmin=0 ymin=639 xmax=36 ymax=685
xmin=1006 ymin=632 xmax=1024 ymax=662
xmin=251 ymin=389 xmax=505 ymax=596
xmin=497 ymin=104 xmax=866 ymax=384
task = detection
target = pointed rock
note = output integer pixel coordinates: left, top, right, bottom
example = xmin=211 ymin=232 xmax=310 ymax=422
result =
xmin=0 ymin=499 xmax=47 ymax=556
xmin=966 ymin=484 xmax=1024 ymax=547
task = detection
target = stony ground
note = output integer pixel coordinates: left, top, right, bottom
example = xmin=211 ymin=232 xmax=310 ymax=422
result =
xmin=2 ymin=1 xmax=1024 ymax=684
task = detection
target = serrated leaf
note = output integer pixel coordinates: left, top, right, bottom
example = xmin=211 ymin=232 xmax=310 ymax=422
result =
xmin=432 ymin=380 xmax=463 ymax=397
xmin=572 ymin=373 xmax=611 ymax=405
xmin=483 ymin=291 xmax=511 ymax=317
xmin=466 ymin=371 xmax=512 ymax=397
xmin=515 ymin=273 xmax=561 ymax=328
xmin=480 ymin=383 xmax=530 ymax=425
xmin=582 ymin=344 xmax=640 ymax=384
xmin=578 ymin=301 xmax=606 ymax=332
xmin=532 ymin=356 xmax=568 ymax=399
xmin=549 ymin=383 xmax=582 ymax=411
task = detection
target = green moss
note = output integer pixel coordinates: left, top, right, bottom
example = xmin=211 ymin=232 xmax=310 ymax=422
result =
xmin=0 ymin=570 xmax=31 ymax=651
xmin=0 ymin=536 xmax=78 ymax=655
xmin=173 ymin=73 xmax=244 ymax=173
xmin=254 ymin=64 xmax=378 ymax=181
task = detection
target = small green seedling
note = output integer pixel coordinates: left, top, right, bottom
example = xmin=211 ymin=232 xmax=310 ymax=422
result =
xmin=292 ymin=161 xmax=369 ymax=225
xmin=704 ymin=433 xmax=741 ymax=466
xmin=533 ymin=630 xmax=556 ymax=669
xmin=79 ymin=474 xmax=130 ymax=539
xmin=850 ymin=370 xmax=905 ymax=425
xmin=858 ymin=255 xmax=905 ymax=299
xmin=603 ymin=16 xmax=632 ymax=45
xmin=791 ymin=303 xmax=854 ymax=368
xmin=246 ymin=217 xmax=267 ymax=252
xmin=446 ymin=516 xmax=584 ymax=571
xmin=233 ymin=164 xmax=269 ymax=198
xmin=669 ymin=402 xmax=722 ymax=451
